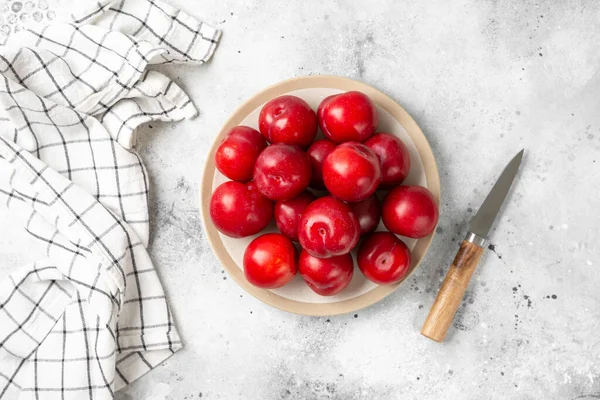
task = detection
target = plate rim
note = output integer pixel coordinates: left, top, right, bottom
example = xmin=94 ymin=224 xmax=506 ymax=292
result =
xmin=200 ymin=75 xmax=441 ymax=316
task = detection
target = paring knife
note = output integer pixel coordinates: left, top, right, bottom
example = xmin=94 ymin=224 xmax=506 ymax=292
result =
xmin=421 ymin=149 xmax=524 ymax=342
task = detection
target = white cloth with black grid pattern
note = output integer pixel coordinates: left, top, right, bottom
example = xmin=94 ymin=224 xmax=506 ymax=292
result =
xmin=0 ymin=0 xmax=219 ymax=398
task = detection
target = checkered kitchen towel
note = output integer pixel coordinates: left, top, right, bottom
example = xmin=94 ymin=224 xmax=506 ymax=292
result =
xmin=0 ymin=0 xmax=219 ymax=398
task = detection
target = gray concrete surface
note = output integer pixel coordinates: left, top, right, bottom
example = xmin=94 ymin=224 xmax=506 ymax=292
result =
xmin=1 ymin=0 xmax=599 ymax=399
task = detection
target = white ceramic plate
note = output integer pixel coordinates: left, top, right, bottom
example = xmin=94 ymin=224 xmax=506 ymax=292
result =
xmin=200 ymin=76 xmax=440 ymax=316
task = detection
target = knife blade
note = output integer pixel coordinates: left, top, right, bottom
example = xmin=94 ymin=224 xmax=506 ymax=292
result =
xmin=421 ymin=149 xmax=524 ymax=342
xmin=469 ymin=149 xmax=524 ymax=243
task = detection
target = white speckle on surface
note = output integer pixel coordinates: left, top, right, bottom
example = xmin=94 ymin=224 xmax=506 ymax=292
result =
xmin=562 ymin=224 xmax=569 ymax=230
xmin=587 ymin=260 xmax=593 ymax=266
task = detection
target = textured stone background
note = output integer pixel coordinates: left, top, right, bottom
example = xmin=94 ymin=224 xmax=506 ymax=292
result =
xmin=1 ymin=0 xmax=599 ymax=399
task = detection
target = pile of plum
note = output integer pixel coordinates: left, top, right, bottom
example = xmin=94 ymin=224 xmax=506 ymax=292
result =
xmin=210 ymin=91 xmax=438 ymax=296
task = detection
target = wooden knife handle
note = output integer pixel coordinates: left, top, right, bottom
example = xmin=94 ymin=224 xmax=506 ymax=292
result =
xmin=421 ymin=239 xmax=484 ymax=342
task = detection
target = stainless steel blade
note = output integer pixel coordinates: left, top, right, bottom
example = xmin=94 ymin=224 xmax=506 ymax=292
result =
xmin=469 ymin=149 xmax=524 ymax=239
